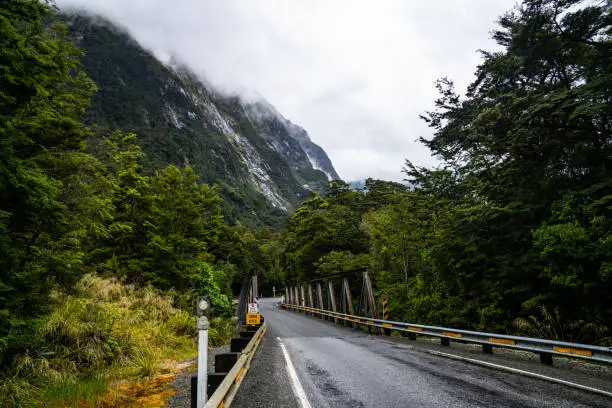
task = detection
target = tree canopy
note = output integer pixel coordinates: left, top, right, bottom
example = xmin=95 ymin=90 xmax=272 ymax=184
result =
xmin=280 ymin=0 xmax=612 ymax=342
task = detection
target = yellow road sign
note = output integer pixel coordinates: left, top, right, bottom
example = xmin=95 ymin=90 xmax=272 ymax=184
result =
xmin=246 ymin=313 xmax=261 ymax=325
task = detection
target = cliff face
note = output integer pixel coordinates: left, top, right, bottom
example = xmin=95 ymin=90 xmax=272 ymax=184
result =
xmin=64 ymin=13 xmax=340 ymax=226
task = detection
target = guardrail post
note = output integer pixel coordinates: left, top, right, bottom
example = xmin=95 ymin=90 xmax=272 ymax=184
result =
xmin=207 ymin=373 xmax=227 ymax=396
xmin=540 ymin=352 xmax=553 ymax=366
xmin=441 ymin=337 xmax=450 ymax=346
xmin=240 ymin=330 xmax=256 ymax=339
xmin=483 ymin=344 xmax=493 ymax=354
xmin=191 ymin=374 xmax=197 ymax=408
xmin=215 ymin=353 xmax=240 ymax=372
xmin=231 ymin=337 xmax=251 ymax=352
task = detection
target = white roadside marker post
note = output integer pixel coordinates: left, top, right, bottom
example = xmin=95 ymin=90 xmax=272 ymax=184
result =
xmin=196 ymin=296 xmax=210 ymax=407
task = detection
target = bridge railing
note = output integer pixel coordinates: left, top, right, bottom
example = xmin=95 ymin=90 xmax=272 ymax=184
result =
xmin=280 ymin=303 xmax=612 ymax=365
xmin=201 ymin=322 xmax=266 ymax=408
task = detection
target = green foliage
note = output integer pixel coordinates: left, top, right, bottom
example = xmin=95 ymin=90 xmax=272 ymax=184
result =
xmin=1 ymin=0 xmax=97 ymax=331
xmin=0 ymin=275 xmax=201 ymax=406
xmin=513 ymin=306 xmax=607 ymax=344
xmin=1 ymin=4 xmax=247 ymax=404
xmin=413 ymin=0 xmax=611 ymax=335
xmin=208 ymin=316 xmax=237 ymax=347
xmin=280 ymin=0 xmax=612 ymax=342
xmin=315 ymin=251 xmax=370 ymax=277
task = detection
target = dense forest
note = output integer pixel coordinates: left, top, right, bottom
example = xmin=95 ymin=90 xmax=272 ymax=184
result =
xmin=0 ymin=1 xmax=282 ymax=404
xmin=280 ymin=0 xmax=612 ymax=342
xmin=0 ymin=0 xmax=610 ymax=405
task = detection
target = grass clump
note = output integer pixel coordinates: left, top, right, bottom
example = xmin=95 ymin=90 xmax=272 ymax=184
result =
xmin=0 ymin=274 xmax=233 ymax=407
xmin=209 ymin=316 xmax=237 ymax=347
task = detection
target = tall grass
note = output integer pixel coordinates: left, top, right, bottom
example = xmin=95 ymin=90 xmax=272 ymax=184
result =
xmin=209 ymin=316 xmax=237 ymax=347
xmin=0 ymin=274 xmax=234 ymax=407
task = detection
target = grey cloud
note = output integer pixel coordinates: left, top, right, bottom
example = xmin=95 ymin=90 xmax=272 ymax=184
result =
xmin=57 ymin=0 xmax=516 ymax=182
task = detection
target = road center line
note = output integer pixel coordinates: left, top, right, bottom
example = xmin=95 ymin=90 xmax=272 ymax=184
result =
xmin=277 ymin=337 xmax=313 ymax=408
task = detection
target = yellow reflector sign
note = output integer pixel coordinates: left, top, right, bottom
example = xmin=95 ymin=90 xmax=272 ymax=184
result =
xmin=489 ymin=337 xmax=516 ymax=345
xmin=553 ymin=346 xmax=593 ymax=357
xmin=382 ymin=323 xmax=393 ymax=328
xmin=442 ymin=331 xmax=462 ymax=338
xmin=246 ymin=313 xmax=261 ymax=325
xmin=408 ymin=327 xmax=423 ymax=332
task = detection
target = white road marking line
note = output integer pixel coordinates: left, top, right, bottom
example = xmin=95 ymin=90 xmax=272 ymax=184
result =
xmin=425 ymin=349 xmax=612 ymax=398
xmin=277 ymin=337 xmax=313 ymax=408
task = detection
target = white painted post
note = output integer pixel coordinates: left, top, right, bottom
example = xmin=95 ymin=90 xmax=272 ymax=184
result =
xmin=196 ymin=296 xmax=210 ymax=407
xmin=197 ymin=329 xmax=208 ymax=407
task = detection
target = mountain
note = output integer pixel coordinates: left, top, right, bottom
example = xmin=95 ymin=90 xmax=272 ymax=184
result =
xmin=61 ymin=13 xmax=340 ymax=226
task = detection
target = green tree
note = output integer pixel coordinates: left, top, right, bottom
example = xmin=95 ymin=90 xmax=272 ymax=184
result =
xmin=146 ymin=164 xmax=224 ymax=291
xmin=413 ymin=0 xmax=611 ymax=334
xmin=0 ymin=0 xmax=97 ymax=329
xmin=93 ymin=131 xmax=155 ymax=282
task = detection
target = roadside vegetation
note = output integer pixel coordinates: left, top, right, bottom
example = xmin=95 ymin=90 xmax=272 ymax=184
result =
xmin=1 ymin=0 xmax=610 ymax=405
xmin=0 ymin=1 xmax=261 ymax=406
xmin=0 ymin=274 xmax=235 ymax=406
xmin=279 ymin=0 xmax=612 ymax=345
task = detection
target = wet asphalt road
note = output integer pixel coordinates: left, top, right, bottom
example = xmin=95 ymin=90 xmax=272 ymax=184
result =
xmin=233 ymin=298 xmax=612 ymax=408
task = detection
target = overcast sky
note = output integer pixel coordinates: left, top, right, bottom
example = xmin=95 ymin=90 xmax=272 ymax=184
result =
xmin=57 ymin=0 xmax=517 ymax=182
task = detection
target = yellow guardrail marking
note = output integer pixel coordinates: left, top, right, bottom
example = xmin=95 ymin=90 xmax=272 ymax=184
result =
xmin=218 ymin=402 xmax=224 ymax=408
xmin=489 ymin=337 xmax=515 ymax=345
xmin=553 ymin=346 xmax=593 ymax=357
xmin=382 ymin=323 xmax=392 ymax=328
xmin=235 ymin=367 xmax=245 ymax=383
xmin=353 ymin=318 xmax=361 ymax=323
xmin=364 ymin=321 xmax=374 ymax=325
xmin=442 ymin=331 xmax=462 ymax=338
xmin=408 ymin=327 xmax=423 ymax=332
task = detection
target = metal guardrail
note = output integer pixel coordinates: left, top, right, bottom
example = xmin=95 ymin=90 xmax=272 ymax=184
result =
xmin=204 ymin=322 xmax=267 ymax=408
xmin=280 ymin=303 xmax=612 ymax=365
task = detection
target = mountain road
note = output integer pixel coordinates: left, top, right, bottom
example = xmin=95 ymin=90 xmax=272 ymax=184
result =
xmin=232 ymin=298 xmax=611 ymax=407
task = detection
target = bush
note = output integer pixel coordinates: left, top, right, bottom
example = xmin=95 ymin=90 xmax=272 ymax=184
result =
xmin=209 ymin=317 xmax=237 ymax=347
xmin=0 ymin=274 xmax=207 ymax=406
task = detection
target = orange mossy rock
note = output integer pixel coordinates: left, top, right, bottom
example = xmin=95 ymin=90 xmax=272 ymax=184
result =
xmin=56 ymin=360 xmax=196 ymax=408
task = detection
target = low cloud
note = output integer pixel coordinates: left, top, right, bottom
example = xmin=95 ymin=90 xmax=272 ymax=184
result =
xmin=57 ymin=0 xmax=516 ymax=181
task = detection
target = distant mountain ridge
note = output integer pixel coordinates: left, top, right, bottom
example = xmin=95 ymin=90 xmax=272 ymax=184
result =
xmin=62 ymin=12 xmax=340 ymax=226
